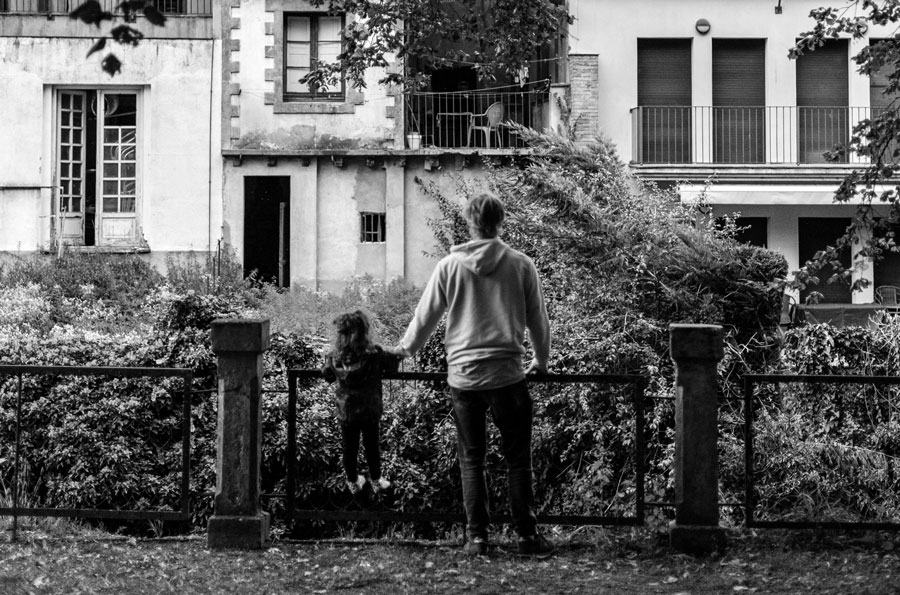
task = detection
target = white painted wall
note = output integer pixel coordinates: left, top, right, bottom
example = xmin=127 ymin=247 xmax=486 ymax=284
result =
xmin=0 ymin=36 xmax=221 ymax=256
xmin=570 ymin=0 xmax=895 ymax=303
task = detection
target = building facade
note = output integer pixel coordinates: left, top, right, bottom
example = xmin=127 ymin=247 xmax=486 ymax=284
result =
xmin=570 ymin=0 xmax=900 ymax=306
xmin=219 ymin=0 xmax=567 ymax=292
xmin=0 ymin=1 xmax=222 ymax=268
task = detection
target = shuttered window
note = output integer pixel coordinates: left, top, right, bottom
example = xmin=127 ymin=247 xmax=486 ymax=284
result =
xmin=637 ymin=39 xmax=692 ymax=163
xmin=713 ymin=39 xmax=765 ymax=163
xmin=796 ymin=40 xmax=849 ymax=163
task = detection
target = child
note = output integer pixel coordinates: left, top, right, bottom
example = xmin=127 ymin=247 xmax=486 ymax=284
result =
xmin=321 ymin=310 xmax=402 ymax=495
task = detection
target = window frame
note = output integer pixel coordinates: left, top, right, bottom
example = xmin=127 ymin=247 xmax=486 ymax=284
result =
xmin=283 ymin=12 xmax=346 ymax=102
xmin=359 ymin=212 xmax=387 ymax=244
xmin=54 ymin=87 xmax=143 ymax=248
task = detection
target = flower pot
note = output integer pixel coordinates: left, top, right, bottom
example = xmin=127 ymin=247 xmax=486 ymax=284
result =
xmin=406 ymin=133 xmax=422 ymax=149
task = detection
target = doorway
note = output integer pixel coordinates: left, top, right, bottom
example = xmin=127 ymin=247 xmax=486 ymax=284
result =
xmin=244 ymin=176 xmax=290 ymax=288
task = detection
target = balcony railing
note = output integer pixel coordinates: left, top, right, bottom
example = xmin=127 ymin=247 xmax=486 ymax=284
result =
xmin=405 ymin=84 xmax=550 ymax=150
xmin=630 ymin=106 xmax=876 ymax=165
xmin=0 ymin=0 xmax=211 ymax=15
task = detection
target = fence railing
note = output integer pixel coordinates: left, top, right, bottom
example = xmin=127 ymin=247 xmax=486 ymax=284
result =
xmin=284 ymin=369 xmax=648 ymax=530
xmin=405 ymin=83 xmax=550 ymax=150
xmin=0 ymin=0 xmax=212 ymax=15
xmin=0 ymin=364 xmax=194 ymax=540
xmin=631 ymin=105 xmax=873 ymax=165
xmin=743 ymin=373 xmax=900 ymax=531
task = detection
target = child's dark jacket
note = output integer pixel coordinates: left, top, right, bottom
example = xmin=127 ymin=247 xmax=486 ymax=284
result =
xmin=321 ymin=346 xmax=402 ymax=423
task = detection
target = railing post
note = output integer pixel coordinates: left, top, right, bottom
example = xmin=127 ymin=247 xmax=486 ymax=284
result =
xmin=668 ymin=324 xmax=726 ymax=554
xmin=208 ymin=319 xmax=270 ymax=549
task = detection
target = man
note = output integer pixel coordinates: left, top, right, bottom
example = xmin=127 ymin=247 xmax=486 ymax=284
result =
xmin=398 ymin=193 xmax=554 ymax=557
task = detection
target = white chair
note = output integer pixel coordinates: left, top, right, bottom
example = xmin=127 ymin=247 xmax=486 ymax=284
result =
xmin=467 ymin=102 xmax=504 ymax=148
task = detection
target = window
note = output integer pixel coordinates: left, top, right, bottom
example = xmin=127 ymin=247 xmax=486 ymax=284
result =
xmin=713 ymin=39 xmax=765 ymax=164
xmin=57 ymin=89 xmax=139 ymax=247
xmin=796 ymin=39 xmax=849 ymax=163
xmin=637 ymin=39 xmax=692 ymax=164
xmin=360 ymin=212 xmax=386 ymax=243
xmin=284 ymin=13 xmax=344 ymax=100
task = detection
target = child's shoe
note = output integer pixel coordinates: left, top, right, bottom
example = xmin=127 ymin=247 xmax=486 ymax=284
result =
xmin=372 ymin=476 xmax=391 ymax=494
xmin=347 ymin=474 xmax=366 ymax=495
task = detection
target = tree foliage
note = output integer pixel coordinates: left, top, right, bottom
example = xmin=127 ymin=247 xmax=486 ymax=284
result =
xmin=303 ymin=0 xmax=571 ymax=89
xmin=71 ymin=1 xmax=167 ymax=76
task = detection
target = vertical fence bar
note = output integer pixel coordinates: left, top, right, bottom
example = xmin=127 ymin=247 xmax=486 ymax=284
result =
xmin=633 ymin=378 xmax=646 ymax=525
xmin=12 ymin=373 xmax=22 ymax=541
xmin=743 ymin=375 xmax=755 ymax=529
xmin=181 ymin=372 xmax=192 ymax=517
xmin=286 ymin=369 xmax=297 ymax=524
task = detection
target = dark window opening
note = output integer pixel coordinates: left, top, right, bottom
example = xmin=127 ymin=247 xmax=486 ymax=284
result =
xmin=798 ymin=217 xmax=852 ymax=304
xmin=360 ymin=212 xmax=386 ymax=243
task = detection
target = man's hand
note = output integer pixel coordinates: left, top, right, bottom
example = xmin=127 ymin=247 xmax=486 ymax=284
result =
xmin=525 ymin=359 xmax=547 ymax=375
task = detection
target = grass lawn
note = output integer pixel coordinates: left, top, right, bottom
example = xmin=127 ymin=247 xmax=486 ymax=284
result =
xmin=0 ymin=527 xmax=897 ymax=594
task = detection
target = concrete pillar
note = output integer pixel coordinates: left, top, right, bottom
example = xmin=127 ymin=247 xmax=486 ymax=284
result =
xmin=208 ymin=319 xmax=271 ymax=549
xmin=548 ymin=83 xmax=570 ymax=136
xmin=669 ymin=324 xmax=727 ymax=554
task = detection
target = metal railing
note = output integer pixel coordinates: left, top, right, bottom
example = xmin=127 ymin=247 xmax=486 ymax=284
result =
xmin=405 ymin=83 xmax=550 ymax=150
xmin=0 ymin=0 xmax=212 ymax=15
xmin=631 ymin=105 xmax=872 ymax=165
xmin=0 ymin=364 xmax=194 ymax=540
xmin=743 ymin=373 xmax=900 ymax=531
xmin=284 ymin=369 xmax=648 ymax=529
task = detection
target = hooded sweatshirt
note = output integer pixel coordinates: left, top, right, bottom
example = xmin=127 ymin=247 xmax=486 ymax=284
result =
xmin=399 ymin=238 xmax=550 ymax=390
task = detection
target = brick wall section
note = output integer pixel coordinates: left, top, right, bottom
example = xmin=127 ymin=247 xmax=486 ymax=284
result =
xmin=568 ymin=54 xmax=599 ymax=144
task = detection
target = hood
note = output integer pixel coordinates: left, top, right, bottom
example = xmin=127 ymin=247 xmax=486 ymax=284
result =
xmin=450 ymin=238 xmax=508 ymax=276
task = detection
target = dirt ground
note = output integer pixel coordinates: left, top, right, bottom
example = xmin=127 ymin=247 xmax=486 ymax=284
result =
xmin=0 ymin=527 xmax=898 ymax=594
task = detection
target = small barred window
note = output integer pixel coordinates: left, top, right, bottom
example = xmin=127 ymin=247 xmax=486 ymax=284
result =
xmin=360 ymin=212 xmax=386 ymax=243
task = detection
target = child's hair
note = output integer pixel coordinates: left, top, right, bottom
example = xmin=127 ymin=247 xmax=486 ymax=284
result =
xmin=332 ymin=310 xmax=372 ymax=364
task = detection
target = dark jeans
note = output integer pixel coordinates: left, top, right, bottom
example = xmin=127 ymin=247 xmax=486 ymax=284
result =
xmin=450 ymin=380 xmax=537 ymax=540
xmin=341 ymin=419 xmax=381 ymax=481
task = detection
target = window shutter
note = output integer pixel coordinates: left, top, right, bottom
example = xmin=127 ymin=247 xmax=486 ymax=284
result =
xmin=713 ymin=39 xmax=765 ymax=106
xmin=637 ymin=39 xmax=691 ymax=106
xmin=797 ymin=40 xmax=848 ymax=106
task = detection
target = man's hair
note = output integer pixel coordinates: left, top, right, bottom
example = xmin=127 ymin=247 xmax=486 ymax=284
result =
xmin=464 ymin=193 xmax=505 ymax=238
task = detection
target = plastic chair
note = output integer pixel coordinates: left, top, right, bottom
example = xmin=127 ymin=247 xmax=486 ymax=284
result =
xmin=468 ymin=102 xmax=504 ymax=148
xmin=876 ymin=285 xmax=899 ymax=306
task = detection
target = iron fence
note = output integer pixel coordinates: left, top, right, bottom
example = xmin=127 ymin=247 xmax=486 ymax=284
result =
xmin=630 ymin=105 xmax=871 ymax=165
xmin=405 ymin=82 xmax=550 ymax=150
xmin=0 ymin=0 xmax=212 ymax=15
xmin=0 ymin=364 xmax=194 ymax=539
xmin=743 ymin=373 xmax=900 ymax=531
xmin=283 ymin=370 xmax=648 ymax=531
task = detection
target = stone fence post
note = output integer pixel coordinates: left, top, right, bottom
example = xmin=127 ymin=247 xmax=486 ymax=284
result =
xmin=669 ymin=324 xmax=726 ymax=554
xmin=208 ymin=318 xmax=270 ymax=549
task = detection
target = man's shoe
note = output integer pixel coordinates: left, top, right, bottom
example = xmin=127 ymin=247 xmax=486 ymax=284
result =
xmin=517 ymin=533 xmax=556 ymax=558
xmin=464 ymin=537 xmax=489 ymax=556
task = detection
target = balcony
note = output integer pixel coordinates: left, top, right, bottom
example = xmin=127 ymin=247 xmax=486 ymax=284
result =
xmin=630 ymin=106 xmax=878 ymax=173
xmin=405 ymin=83 xmax=551 ymax=150
xmin=0 ymin=0 xmax=211 ymax=15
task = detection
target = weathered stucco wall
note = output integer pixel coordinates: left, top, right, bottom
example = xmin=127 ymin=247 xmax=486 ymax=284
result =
xmin=225 ymin=0 xmax=399 ymax=151
xmin=0 ymin=34 xmax=221 ymax=255
xmin=222 ymin=155 xmax=491 ymax=291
